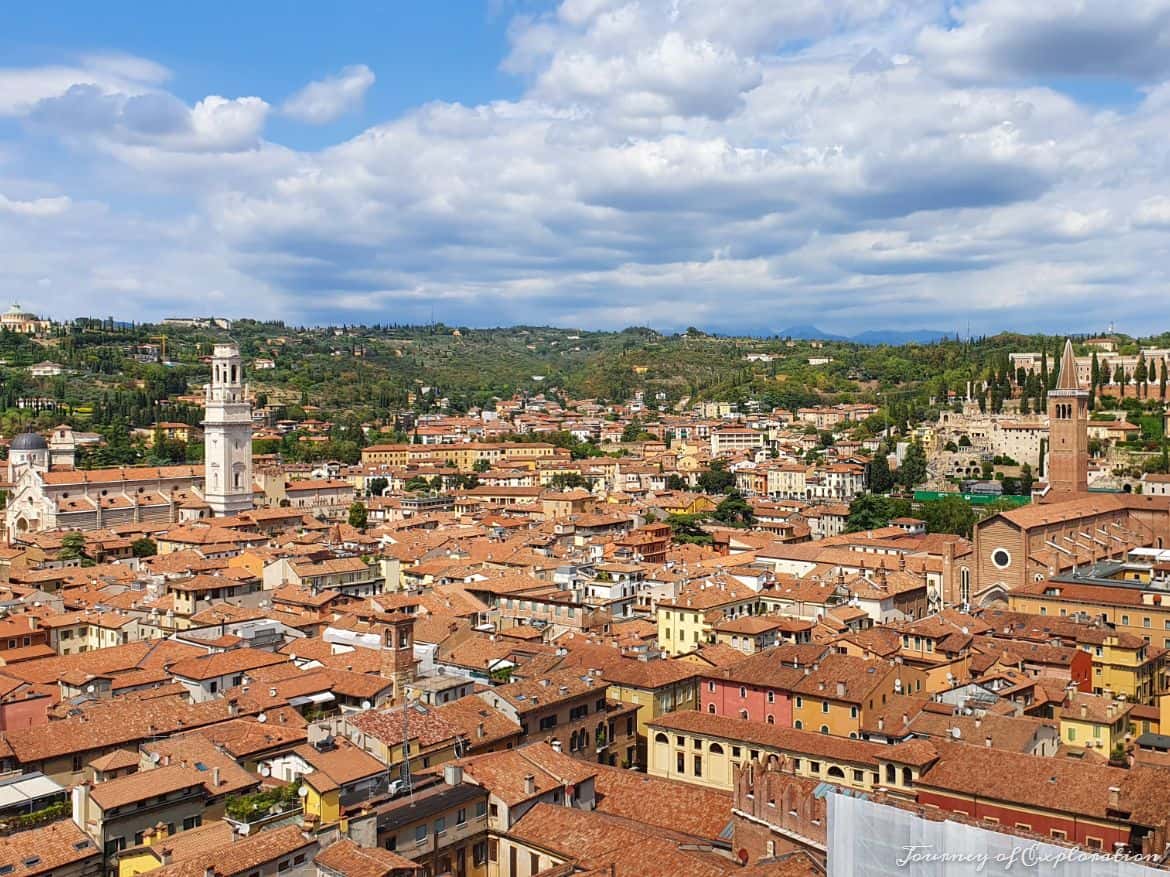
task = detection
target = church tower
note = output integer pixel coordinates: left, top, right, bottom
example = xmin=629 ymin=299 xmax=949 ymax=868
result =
xmin=202 ymin=343 xmax=253 ymax=516
xmin=1046 ymin=338 xmax=1089 ymax=495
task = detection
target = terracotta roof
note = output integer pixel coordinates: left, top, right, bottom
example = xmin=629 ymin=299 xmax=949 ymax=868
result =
xmin=0 ymin=819 xmax=99 ymax=877
xmin=315 ymin=840 xmax=422 ymax=877
xmin=592 ymin=762 xmax=732 ymax=842
xmin=147 ymin=825 xmax=315 ymax=877
xmin=457 ymin=741 xmax=598 ymax=806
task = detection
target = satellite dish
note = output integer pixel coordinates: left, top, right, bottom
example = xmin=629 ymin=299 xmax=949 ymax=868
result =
xmin=360 ymin=700 xmax=372 ymax=711
xmin=86 ymin=685 xmax=95 ymax=694
xmin=259 ymin=765 xmax=271 ymax=777
xmin=150 ymin=752 xmax=161 ymax=764
xmin=297 ymin=785 xmax=309 ymax=798
xmin=257 ymin=713 xmax=267 ymax=723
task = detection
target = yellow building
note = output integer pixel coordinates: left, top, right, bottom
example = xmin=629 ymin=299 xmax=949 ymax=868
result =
xmin=646 ymin=710 xmax=902 ymax=794
xmin=656 ymin=578 xmax=761 ymax=656
xmin=118 ymin=822 xmax=235 ymax=877
xmin=1080 ymin=630 xmax=1167 ymax=704
xmin=603 ymin=658 xmax=698 ymax=767
xmin=1058 ymin=691 xmax=1132 ymax=756
xmin=302 ymin=772 xmax=341 ymax=825
xmin=790 ymin=654 xmax=926 ymax=739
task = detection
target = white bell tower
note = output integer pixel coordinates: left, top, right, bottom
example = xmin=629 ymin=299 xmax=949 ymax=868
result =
xmin=202 ymin=343 xmax=253 ymax=516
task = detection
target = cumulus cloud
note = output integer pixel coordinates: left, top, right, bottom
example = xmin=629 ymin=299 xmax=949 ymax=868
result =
xmin=5 ymin=0 xmax=1170 ymax=334
xmin=281 ymin=65 xmax=375 ymax=124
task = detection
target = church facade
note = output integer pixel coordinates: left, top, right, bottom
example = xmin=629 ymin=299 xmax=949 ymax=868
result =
xmin=971 ymin=340 xmax=1170 ymax=606
xmin=5 ymin=344 xmax=252 ymax=540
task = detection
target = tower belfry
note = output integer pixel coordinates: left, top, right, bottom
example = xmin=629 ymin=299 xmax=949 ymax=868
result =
xmin=1046 ymin=339 xmax=1089 ymax=496
xmin=202 ymin=343 xmax=253 ymax=516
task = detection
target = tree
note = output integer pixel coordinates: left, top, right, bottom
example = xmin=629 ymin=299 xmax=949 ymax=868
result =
xmin=131 ymin=537 xmax=157 ymax=558
xmin=665 ymin=473 xmax=688 ymax=491
xmin=919 ymin=495 xmax=977 ymax=538
xmin=957 ymin=434 xmax=971 ymax=447
xmin=867 ymin=453 xmax=894 ymax=493
xmin=347 ymin=501 xmax=368 ymax=530
xmin=713 ymin=491 xmax=754 ymax=527
xmin=845 ymin=494 xmax=894 ymax=532
xmin=1161 ymin=360 xmax=1168 ymax=400
xmin=59 ymin=531 xmax=89 ymax=562
xmin=666 ymin=513 xmax=712 ymax=545
xmin=550 ymin=472 xmax=587 ymax=489
xmin=472 ymin=458 xmax=491 ymax=473
xmin=1019 ymin=463 xmax=1035 ymax=497
xmin=697 ymin=460 xmax=736 ymax=494
xmin=899 ymin=441 xmax=927 ymax=489
xmin=366 ymin=477 xmax=388 ymax=497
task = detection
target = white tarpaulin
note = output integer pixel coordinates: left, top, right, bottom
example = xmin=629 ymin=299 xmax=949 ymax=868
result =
xmin=827 ymin=790 xmax=1165 ymax=877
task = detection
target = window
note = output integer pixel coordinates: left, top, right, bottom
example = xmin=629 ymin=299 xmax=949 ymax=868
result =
xmin=1086 ymin=837 xmax=1102 ymax=850
xmin=539 ymin=715 xmax=558 ymax=731
xmin=991 ymin=548 xmax=1011 ymax=569
xmin=474 ymin=841 xmax=488 ymax=866
xmin=820 ymin=725 xmax=829 ymax=734
xmin=1050 ymin=830 xmax=1067 ymax=840
xmin=795 ymin=696 xmax=803 ymax=708
xmin=708 ymin=704 xmax=716 ymax=714
xmin=385 ymin=836 xmax=397 ymax=851
xmin=182 ymin=815 xmax=202 ymax=830
xmin=488 ymin=839 xmax=498 ymax=862
xmin=767 ymin=715 xmax=775 ymax=725
xmin=475 ymin=801 xmax=487 ymax=818
xmin=739 ymin=687 xmax=747 ymax=698
xmin=435 ymin=816 xmax=446 ymax=836
xmin=71 ymin=755 xmax=83 ymax=772
xmin=821 ymin=702 xmax=829 ymax=713
xmin=732 ymin=746 xmax=741 ymax=758
xmin=853 ymin=769 xmax=864 ymax=783
xmin=277 ymin=861 xmax=290 ymax=873
xmin=1144 ymin=617 xmax=1152 ymax=629
xmin=794 ymin=720 xmax=803 ymax=730
xmin=809 ymin=761 xmax=821 ymax=773
xmin=693 ymin=755 xmax=702 ymax=777
xmin=457 ymin=808 xmax=467 ymax=826
xmin=293 ymin=855 xmax=306 ymax=866
xmin=1121 ymin=615 xmax=1130 ymax=626
xmin=767 ymin=691 xmax=775 ymax=704
xmin=415 ymin=825 xmax=427 ymax=845
xmin=1015 ymin=823 xmax=1031 ymax=831
xmin=677 ymin=752 xmax=685 ymax=773
xmin=850 ymin=706 xmax=858 ymax=719
xmin=708 ymin=681 xmax=716 ymax=693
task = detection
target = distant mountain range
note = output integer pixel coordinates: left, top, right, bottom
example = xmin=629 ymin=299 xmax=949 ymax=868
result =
xmin=777 ymin=324 xmax=953 ymax=346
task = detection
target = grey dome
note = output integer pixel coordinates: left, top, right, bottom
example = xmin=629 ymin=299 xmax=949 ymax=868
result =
xmin=10 ymin=432 xmax=47 ymax=451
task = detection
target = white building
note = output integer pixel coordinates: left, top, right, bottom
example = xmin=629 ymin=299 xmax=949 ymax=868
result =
xmin=202 ymin=343 xmax=254 ymax=516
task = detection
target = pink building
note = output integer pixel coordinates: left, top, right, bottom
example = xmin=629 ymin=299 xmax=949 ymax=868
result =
xmin=700 ymin=651 xmax=805 ymax=726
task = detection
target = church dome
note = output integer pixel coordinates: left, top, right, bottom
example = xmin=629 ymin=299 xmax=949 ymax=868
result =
xmin=9 ymin=431 xmax=48 ymax=451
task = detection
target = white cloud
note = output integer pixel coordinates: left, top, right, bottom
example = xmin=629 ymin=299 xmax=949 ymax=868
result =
xmin=6 ymin=1 xmax=1170 ymax=334
xmin=0 ymin=193 xmax=71 ymax=216
xmin=281 ymin=65 xmax=375 ymax=124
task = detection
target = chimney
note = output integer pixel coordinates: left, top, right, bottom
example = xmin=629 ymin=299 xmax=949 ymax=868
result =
xmin=476 ymin=722 xmax=485 ymax=740
xmin=877 ymin=717 xmax=884 ymax=731
xmin=1108 ymin=786 xmax=1121 ymax=809
xmin=524 ymin=774 xmax=536 ymax=796
xmin=212 ymin=767 xmax=221 ymax=788
xmin=444 ymin=764 xmax=463 ymax=786
xmin=227 ymin=699 xmax=238 ymax=717
xmin=985 ymin=736 xmax=992 ymax=748
xmin=974 ymin=717 xmax=981 ymax=729
xmin=160 ymin=848 xmax=173 ymax=866
xmin=205 ymin=868 xmax=215 ymax=877
xmin=1081 ymin=704 xmax=1087 ymax=719
xmin=551 ymin=739 xmax=562 ymax=754
xmin=836 ymin=681 xmax=846 ymax=698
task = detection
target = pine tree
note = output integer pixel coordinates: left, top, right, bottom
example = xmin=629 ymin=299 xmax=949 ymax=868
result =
xmin=1160 ymin=358 xmax=1168 ymax=400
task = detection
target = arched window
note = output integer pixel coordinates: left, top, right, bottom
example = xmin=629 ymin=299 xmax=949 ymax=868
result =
xmin=654 ymin=733 xmax=668 ymax=744
xmin=707 ymin=704 xmax=716 ymax=714
xmin=827 ymin=766 xmax=845 ymax=779
xmin=885 ymin=763 xmax=896 ymax=783
xmin=902 ymin=766 xmax=913 ymax=786
xmin=709 ymin=743 xmax=724 ymax=755
xmin=766 ymin=715 xmax=775 ymax=725
xmin=739 ymin=709 xmax=749 ymax=720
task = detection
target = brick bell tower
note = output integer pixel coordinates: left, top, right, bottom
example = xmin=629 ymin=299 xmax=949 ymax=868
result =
xmin=379 ymin=613 xmax=417 ymax=699
xmin=1046 ymin=338 xmax=1089 ymax=496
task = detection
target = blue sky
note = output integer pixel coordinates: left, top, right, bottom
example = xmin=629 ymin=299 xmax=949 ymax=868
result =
xmin=2 ymin=1 xmax=1170 ymax=335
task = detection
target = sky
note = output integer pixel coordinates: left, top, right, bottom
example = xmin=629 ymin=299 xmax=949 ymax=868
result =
xmin=2 ymin=1 xmax=1170 ymax=336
